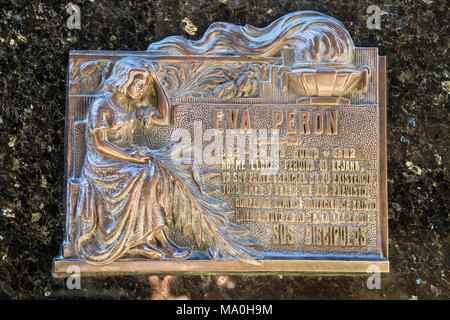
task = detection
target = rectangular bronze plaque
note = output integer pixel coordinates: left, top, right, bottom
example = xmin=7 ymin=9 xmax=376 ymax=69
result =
xmin=53 ymin=11 xmax=388 ymax=275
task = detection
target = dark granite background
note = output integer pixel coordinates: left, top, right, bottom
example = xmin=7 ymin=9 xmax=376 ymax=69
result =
xmin=0 ymin=0 xmax=448 ymax=300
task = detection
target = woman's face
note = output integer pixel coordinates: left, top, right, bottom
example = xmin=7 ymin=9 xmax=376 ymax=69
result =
xmin=127 ymin=73 xmax=150 ymax=101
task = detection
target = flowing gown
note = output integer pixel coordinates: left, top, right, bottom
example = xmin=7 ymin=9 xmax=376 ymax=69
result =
xmin=75 ymin=95 xmax=166 ymax=265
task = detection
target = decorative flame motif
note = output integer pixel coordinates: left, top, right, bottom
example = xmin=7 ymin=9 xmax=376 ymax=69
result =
xmin=147 ymin=11 xmax=355 ymax=64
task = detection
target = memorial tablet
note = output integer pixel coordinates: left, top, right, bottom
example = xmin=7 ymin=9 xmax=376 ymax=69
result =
xmin=53 ymin=11 xmax=389 ymax=275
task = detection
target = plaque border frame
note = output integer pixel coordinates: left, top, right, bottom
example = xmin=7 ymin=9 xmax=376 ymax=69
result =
xmin=53 ymin=53 xmax=389 ymax=277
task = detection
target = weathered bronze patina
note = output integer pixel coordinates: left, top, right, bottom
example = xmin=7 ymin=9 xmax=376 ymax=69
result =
xmin=53 ymin=11 xmax=388 ymax=275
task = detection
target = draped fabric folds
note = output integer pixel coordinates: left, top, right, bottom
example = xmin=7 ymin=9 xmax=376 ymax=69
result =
xmin=75 ymin=96 xmax=166 ymax=265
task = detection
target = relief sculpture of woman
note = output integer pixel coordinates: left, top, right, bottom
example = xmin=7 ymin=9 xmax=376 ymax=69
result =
xmin=75 ymin=57 xmax=191 ymax=264
xmin=75 ymin=57 xmax=260 ymax=266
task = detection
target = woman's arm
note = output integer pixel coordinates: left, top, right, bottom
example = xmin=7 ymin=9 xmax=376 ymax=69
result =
xmin=149 ymin=72 xmax=170 ymax=126
xmin=92 ymin=129 xmax=149 ymax=164
xmin=141 ymin=106 xmax=168 ymax=128
xmin=150 ymin=105 xmax=169 ymax=126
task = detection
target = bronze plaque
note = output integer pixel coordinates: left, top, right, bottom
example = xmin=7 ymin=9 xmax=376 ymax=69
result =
xmin=53 ymin=11 xmax=388 ymax=275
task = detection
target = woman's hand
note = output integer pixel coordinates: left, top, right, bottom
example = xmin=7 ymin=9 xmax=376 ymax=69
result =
xmin=130 ymin=149 xmax=152 ymax=164
xmin=137 ymin=108 xmax=155 ymax=128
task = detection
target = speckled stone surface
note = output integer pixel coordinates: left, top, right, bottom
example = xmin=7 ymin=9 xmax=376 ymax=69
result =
xmin=0 ymin=0 xmax=448 ymax=299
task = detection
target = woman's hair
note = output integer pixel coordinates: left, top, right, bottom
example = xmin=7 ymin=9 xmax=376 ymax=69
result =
xmin=104 ymin=57 xmax=154 ymax=95
xmin=102 ymin=57 xmax=170 ymax=125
